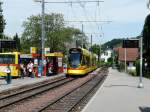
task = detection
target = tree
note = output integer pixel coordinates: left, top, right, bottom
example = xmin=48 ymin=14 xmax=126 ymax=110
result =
xmin=102 ymin=38 xmax=123 ymax=51
xmin=142 ymin=14 xmax=150 ymax=73
xmin=21 ymin=13 xmax=88 ymax=53
xmin=0 ymin=2 xmax=5 ymax=39
xmin=13 ymin=33 xmax=21 ymax=51
xmin=91 ymin=44 xmax=101 ymax=61
xmin=21 ymin=13 xmax=65 ymax=53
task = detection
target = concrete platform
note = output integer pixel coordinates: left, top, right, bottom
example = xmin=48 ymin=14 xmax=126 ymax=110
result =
xmin=0 ymin=73 xmax=65 ymax=92
xmin=82 ymin=68 xmax=150 ymax=112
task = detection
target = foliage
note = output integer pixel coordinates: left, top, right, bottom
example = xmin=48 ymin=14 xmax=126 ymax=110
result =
xmin=102 ymin=38 xmax=123 ymax=51
xmin=21 ymin=13 xmax=87 ymax=54
xmin=0 ymin=2 xmax=6 ymax=39
xmin=136 ymin=60 xmax=140 ymax=76
xmin=98 ymin=60 xmax=112 ymax=68
xmin=128 ymin=70 xmax=136 ymax=76
xmin=99 ymin=57 xmax=113 ymax=68
xmin=117 ymin=62 xmax=125 ymax=72
xmin=91 ymin=44 xmax=101 ymax=61
xmin=91 ymin=44 xmax=100 ymax=55
xmin=107 ymin=57 xmax=113 ymax=66
xmin=142 ymin=14 xmax=150 ymax=73
xmin=13 ymin=33 xmax=21 ymax=51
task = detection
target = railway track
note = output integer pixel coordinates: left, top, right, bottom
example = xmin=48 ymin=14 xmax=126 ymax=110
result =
xmin=0 ymin=75 xmax=66 ymax=98
xmin=39 ymin=68 xmax=108 ymax=112
xmin=0 ymin=77 xmax=75 ymax=111
xmin=0 ymin=67 xmax=108 ymax=112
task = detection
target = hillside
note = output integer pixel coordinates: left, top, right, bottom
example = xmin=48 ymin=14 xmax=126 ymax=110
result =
xmin=102 ymin=38 xmax=123 ymax=50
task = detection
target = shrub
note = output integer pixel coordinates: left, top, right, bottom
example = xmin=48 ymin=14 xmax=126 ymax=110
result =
xmin=118 ymin=62 xmax=125 ymax=72
xmin=136 ymin=60 xmax=140 ymax=76
xmin=128 ymin=70 xmax=136 ymax=76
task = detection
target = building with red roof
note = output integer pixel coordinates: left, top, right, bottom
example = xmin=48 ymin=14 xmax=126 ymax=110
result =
xmin=114 ymin=47 xmax=139 ymax=70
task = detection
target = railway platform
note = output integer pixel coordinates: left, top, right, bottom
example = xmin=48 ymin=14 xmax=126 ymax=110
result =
xmin=0 ymin=73 xmax=65 ymax=92
xmin=82 ymin=68 xmax=150 ymax=112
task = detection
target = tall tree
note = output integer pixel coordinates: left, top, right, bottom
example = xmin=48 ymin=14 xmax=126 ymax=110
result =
xmin=13 ymin=33 xmax=21 ymax=51
xmin=91 ymin=44 xmax=101 ymax=61
xmin=21 ymin=13 xmax=65 ymax=53
xmin=0 ymin=2 xmax=5 ymax=39
xmin=142 ymin=14 xmax=150 ymax=72
xmin=21 ymin=13 xmax=88 ymax=53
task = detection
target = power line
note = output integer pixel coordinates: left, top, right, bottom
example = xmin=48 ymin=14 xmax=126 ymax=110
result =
xmin=65 ymin=20 xmax=112 ymax=23
xmin=34 ymin=0 xmax=104 ymax=4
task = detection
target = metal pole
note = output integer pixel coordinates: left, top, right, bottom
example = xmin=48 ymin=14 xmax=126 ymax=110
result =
xmin=41 ymin=0 xmax=45 ymax=68
xmin=125 ymin=48 xmax=127 ymax=72
xmin=138 ymin=36 xmax=143 ymax=88
xmin=91 ymin=34 xmax=92 ymax=66
xmin=99 ymin=43 xmax=101 ymax=62
xmin=81 ymin=24 xmax=83 ymax=48
xmin=112 ymin=49 xmax=114 ymax=68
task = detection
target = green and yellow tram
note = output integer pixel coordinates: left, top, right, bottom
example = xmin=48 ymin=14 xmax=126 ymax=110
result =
xmin=67 ymin=48 xmax=97 ymax=76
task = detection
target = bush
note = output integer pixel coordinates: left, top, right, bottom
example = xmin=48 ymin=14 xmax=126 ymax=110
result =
xmin=136 ymin=60 xmax=140 ymax=76
xmin=128 ymin=70 xmax=136 ymax=76
xmin=107 ymin=57 xmax=113 ymax=66
xmin=117 ymin=62 xmax=125 ymax=72
xmin=97 ymin=61 xmax=111 ymax=67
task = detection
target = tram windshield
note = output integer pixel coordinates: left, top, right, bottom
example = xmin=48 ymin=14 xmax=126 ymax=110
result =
xmin=0 ymin=54 xmax=15 ymax=64
xmin=69 ymin=53 xmax=81 ymax=68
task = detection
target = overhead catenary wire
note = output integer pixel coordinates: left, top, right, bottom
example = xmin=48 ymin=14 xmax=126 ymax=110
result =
xmin=34 ymin=0 xmax=104 ymax=4
xmin=76 ymin=0 xmax=104 ymax=45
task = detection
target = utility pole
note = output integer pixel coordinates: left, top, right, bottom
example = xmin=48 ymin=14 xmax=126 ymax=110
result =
xmin=81 ymin=24 xmax=84 ymax=48
xmin=91 ymin=34 xmax=92 ymax=51
xmin=138 ymin=36 xmax=143 ymax=88
xmin=125 ymin=48 xmax=127 ymax=72
xmin=91 ymin=34 xmax=93 ymax=66
xmin=41 ymin=0 xmax=45 ymax=68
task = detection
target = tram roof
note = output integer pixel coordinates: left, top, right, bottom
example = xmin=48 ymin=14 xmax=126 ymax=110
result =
xmin=0 ymin=52 xmax=20 ymax=55
xmin=20 ymin=54 xmax=32 ymax=58
xmin=45 ymin=52 xmax=63 ymax=57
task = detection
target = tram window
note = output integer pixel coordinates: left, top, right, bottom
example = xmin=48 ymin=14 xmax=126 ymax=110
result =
xmin=69 ymin=53 xmax=81 ymax=68
xmin=0 ymin=55 xmax=15 ymax=64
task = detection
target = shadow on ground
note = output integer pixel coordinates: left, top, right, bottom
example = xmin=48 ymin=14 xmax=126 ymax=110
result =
xmin=139 ymin=107 xmax=150 ymax=112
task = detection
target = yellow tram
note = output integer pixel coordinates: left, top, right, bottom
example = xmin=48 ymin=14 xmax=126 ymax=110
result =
xmin=0 ymin=52 xmax=20 ymax=77
xmin=67 ymin=48 xmax=97 ymax=76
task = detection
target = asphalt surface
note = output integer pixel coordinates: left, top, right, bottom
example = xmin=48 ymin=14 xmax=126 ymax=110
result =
xmin=82 ymin=68 xmax=150 ymax=112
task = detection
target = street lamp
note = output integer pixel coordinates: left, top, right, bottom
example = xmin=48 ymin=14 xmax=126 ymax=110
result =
xmin=34 ymin=0 xmax=45 ymax=74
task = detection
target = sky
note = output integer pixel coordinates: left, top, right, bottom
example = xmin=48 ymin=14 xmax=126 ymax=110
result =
xmin=1 ymin=0 xmax=150 ymax=44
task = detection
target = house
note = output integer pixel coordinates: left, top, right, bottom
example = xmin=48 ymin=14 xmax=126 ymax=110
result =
xmin=114 ymin=47 xmax=139 ymax=70
xmin=100 ymin=49 xmax=112 ymax=63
